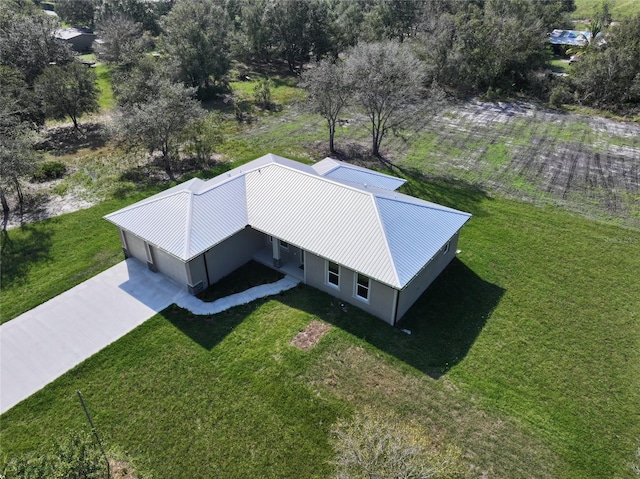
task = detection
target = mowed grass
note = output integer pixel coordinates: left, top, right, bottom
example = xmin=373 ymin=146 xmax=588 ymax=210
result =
xmin=572 ymin=0 xmax=640 ymax=20
xmin=94 ymin=63 xmax=114 ymax=111
xmin=0 ymin=192 xmax=157 ymax=323
xmin=1 ymin=176 xmax=639 ymax=478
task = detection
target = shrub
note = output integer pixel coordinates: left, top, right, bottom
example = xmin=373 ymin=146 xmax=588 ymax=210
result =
xmin=331 ymin=408 xmax=468 ymax=479
xmin=254 ymin=77 xmax=274 ymax=110
xmin=1 ymin=431 xmax=107 ymax=479
xmin=32 ymin=161 xmax=67 ymax=182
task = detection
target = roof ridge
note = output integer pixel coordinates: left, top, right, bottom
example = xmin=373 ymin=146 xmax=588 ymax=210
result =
xmin=183 ymin=191 xmax=194 ymax=259
xmin=373 ymin=190 xmax=472 ymax=217
xmin=371 ymin=195 xmax=401 ymax=288
xmin=104 ymin=189 xmax=190 ymax=219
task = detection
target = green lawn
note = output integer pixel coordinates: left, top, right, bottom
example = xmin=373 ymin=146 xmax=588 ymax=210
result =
xmin=1 ymin=174 xmax=639 ymax=478
xmin=573 ymin=0 xmax=640 ymax=20
xmin=0 ymin=193 xmax=157 ymax=323
xmin=95 ymin=63 xmax=114 ymax=111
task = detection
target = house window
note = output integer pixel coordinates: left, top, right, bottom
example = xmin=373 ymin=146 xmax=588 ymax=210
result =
xmin=442 ymin=241 xmax=450 ymax=255
xmin=355 ymin=274 xmax=370 ymax=302
xmin=326 ymin=261 xmax=340 ymax=288
xmin=280 ymin=241 xmax=289 ymax=250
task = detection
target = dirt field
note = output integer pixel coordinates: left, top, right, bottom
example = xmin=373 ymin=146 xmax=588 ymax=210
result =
xmin=382 ymin=101 xmax=640 ymax=229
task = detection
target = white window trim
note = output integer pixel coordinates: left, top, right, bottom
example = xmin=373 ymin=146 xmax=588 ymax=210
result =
xmin=326 ymin=260 xmax=340 ymax=289
xmin=354 ymin=273 xmax=370 ymax=303
xmin=442 ymin=241 xmax=450 ymax=255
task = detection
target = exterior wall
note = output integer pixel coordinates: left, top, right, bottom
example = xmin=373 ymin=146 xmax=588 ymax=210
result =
xmin=122 ymin=230 xmax=147 ymax=264
xmin=151 ymin=246 xmax=188 ymax=285
xmin=304 ymin=251 xmax=397 ymax=325
xmin=187 ymin=255 xmax=208 ymax=293
xmin=204 ymin=227 xmax=263 ymax=284
xmin=264 ymin=235 xmax=304 ymax=267
xmin=396 ymin=232 xmax=461 ymax=321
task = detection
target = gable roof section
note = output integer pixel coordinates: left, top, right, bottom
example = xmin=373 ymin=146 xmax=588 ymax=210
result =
xmin=105 ymin=154 xmax=471 ymax=289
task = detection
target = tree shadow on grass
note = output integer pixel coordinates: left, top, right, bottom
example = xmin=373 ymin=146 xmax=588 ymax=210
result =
xmin=0 ymin=221 xmax=54 ymax=288
xmin=166 ymin=258 xmax=503 ymax=379
xmin=329 ymin=145 xmax=492 ymax=218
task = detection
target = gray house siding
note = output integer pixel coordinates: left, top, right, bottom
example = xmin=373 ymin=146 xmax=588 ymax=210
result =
xmin=152 ymin=246 xmax=188 ymax=285
xmin=186 ymin=256 xmax=208 ymax=293
xmin=122 ymin=230 xmax=146 ymax=264
xmin=304 ymin=251 xmax=397 ymax=325
xmin=203 ymin=227 xmax=263 ymax=284
xmin=396 ymin=232 xmax=461 ymax=321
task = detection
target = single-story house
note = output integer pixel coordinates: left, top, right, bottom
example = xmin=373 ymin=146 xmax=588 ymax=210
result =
xmin=105 ymin=154 xmax=472 ymax=325
xmin=55 ymin=28 xmax=95 ymax=53
xmin=549 ymin=29 xmax=592 ymax=47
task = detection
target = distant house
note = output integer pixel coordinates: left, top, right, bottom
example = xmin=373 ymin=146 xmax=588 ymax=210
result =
xmin=105 ymin=154 xmax=472 ymax=325
xmin=55 ymin=28 xmax=95 ymax=53
xmin=549 ymin=29 xmax=592 ymax=47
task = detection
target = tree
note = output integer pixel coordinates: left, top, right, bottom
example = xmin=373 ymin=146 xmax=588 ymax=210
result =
xmin=0 ymin=6 xmax=74 ymax=85
xmin=272 ymin=0 xmax=332 ymax=73
xmin=95 ymin=13 xmax=151 ymax=68
xmin=571 ymin=13 xmax=640 ymax=108
xmin=117 ymin=80 xmax=205 ymax=180
xmin=236 ymin=0 xmax=278 ymax=62
xmin=182 ymin=113 xmax=224 ymax=167
xmin=345 ymin=41 xmax=427 ymax=157
xmin=161 ymin=0 xmax=232 ymax=92
xmin=0 ymin=66 xmax=44 ymax=126
xmin=0 ymin=104 xmax=41 ymax=231
xmin=301 ymin=59 xmax=351 ymax=154
xmin=331 ymin=409 xmax=467 ymax=479
xmin=94 ymin=0 xmax=168 ymax=35
xmin=35 ymin=62 xmax=100 ymax=131
xmin=55 ymin=0 xmax=95 ymax=28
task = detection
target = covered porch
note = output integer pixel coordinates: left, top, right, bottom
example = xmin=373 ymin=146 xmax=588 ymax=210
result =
xmin=252 ymin=235 xmax=305 ymax=282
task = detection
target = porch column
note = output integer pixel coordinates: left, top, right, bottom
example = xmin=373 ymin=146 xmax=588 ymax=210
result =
xmin=272 ymin=237 xmax=282 ymax=268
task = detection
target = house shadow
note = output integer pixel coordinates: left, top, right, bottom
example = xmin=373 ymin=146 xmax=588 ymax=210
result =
xmin=163 ymin=297 xmax=268 ymax=351
xmin=165 ymin=258 xmax=503 ymax=379
xmin=284 ymin=258 xmax=504 ymax=379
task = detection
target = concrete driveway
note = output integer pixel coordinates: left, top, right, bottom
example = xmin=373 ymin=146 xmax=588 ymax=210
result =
xmin=0 ymin=259 xmax=301 ymax=415
xmin=0 ymin=259 xmax=185 ymax=414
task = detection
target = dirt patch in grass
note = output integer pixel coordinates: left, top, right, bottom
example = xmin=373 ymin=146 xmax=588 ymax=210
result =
xmin=290 ymin=321 xmax=331 ymax=350
xmin=110 ymin=459 xmax=139 ymax=479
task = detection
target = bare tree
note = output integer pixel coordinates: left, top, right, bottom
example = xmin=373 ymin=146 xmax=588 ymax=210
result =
xmin=345 ymin=41 xmax=427 ymax=158
xmin=301 ymin=59 xmax=351 ymax=154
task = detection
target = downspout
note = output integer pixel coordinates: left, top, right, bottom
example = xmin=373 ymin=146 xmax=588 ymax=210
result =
xmin=202 ymin=250 xmax=211 ymax=288
xmin=392 ymin=288 xmax=399 ymax=326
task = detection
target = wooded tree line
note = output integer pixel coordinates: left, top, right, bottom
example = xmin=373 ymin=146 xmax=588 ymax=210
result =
xmin=2 ymin=0 xmax=640 ymax=228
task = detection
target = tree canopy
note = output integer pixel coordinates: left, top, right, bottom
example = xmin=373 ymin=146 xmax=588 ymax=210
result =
xmin=161 ymin=0 xmax=232 ymax=92
xmin=345 ymin=41 xmax=427 ymax=157
xmin=35 ymin=62 xmax=100 ymax=130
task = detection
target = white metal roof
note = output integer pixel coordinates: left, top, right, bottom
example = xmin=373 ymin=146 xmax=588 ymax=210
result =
xmin=312 ymin=158 xmax=406 ymax=191
xmin=105 ymin=154 xmax=471 ymax=289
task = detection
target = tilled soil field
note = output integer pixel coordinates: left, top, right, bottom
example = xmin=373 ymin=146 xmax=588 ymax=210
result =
xmin=391 ymin=101 xmax=640 ymax=229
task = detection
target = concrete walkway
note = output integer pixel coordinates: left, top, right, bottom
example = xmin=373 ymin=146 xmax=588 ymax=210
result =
xmin=0 ymin=259 xmax=300 ymax=414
